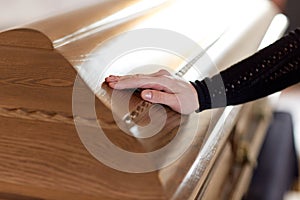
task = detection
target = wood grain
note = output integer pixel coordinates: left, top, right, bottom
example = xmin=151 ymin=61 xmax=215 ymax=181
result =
xmin=0 ymin=0 xmax=280 ymax=199
xmin=0 ymin=116 xmax=166 ymax=200
xmin=0 ymin=38 xmax=75 ymax=115
xmin=0 ymin=29 xmax=162 ymax=199
xmin=0 ymin=29 xmax=53 ymax=49
xmin=0 ymin=27 xmax=209 ymax=200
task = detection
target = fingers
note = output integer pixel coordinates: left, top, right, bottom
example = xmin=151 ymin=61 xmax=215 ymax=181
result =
xmin=109 ymin=77 xmax=171 ymax=92
xmin=104 ymin=70 xmax=197 ymax=114
xmin=105 ymin=70 xmax=171 ymax=83
xmin=105 ymin=75 xmax=120 ymax=83
xmin=141 ymin=89 xmax=177 ymax=107
xmin=106 ymin=75 xmax=175 ymax=94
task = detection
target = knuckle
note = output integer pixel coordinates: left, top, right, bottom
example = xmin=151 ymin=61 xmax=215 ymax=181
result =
xmin=160 ymin=69 xmax=170 ymax=75
xmin=133 ymin=74 xmax=141 ymax=79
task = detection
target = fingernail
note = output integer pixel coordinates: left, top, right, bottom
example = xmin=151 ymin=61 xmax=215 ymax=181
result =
xmin=106 ymin=76 xmax=118 ymax=82
xmin=144 ymin=91 xmax=152 ymax=100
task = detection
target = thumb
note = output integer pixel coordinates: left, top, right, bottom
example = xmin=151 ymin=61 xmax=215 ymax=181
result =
xmin=141 ymin=90 xmax=176 ymax=106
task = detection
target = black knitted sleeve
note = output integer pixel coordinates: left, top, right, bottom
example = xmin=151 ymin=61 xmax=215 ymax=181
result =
xmin=191 ymin=28 xmax=300 ymax=112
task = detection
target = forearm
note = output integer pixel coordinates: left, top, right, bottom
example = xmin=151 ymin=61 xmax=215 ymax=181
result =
xmin=192 ymin=28 xmax=300 ymax=112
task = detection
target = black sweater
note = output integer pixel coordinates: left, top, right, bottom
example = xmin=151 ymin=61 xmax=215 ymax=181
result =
xmin=191 ymin=28 xmax=300 ymax=112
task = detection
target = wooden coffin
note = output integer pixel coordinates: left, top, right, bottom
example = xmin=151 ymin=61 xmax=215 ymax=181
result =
xmin=0 ymin=0 xmax=287 ymax=199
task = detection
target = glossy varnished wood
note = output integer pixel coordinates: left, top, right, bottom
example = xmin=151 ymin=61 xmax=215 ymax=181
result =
xmin=0 ymin=29 xmax=166 ymax=200
xmin=0 ymin=27 xmax=210 ymax=200
xmin=0 ymin=0 xmax=283 ymax=199
xmin=0 ymin=29 xmax=53 ymax=49
xmin=0 ymin=115 xmax=169 ymax=200
xmin=26 ymin=0 xmax=141 ymax=42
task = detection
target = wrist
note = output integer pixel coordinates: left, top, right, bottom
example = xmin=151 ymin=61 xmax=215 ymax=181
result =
xmin=189 ymin=82 xmax=200 ymax=112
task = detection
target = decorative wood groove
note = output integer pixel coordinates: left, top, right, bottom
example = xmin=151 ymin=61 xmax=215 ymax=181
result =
xmin=0 ymin=107 xmax=74 ymax=125
xmin=0 ymin=107 xmax=111 ymax=128
xmin=0 ymin=105 xmax=122 ymax=129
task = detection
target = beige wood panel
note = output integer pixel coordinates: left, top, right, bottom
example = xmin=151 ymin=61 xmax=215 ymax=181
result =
xmin=0 ymin=0 xmax=106 ymax=30
xmin=25 ymin=0 xmax=142 ymax=42
xmin=198 ymin=143 xmax=234 ymax=200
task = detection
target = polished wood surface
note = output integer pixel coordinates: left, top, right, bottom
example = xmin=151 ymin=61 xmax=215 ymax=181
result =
xmin=0 ymin=28 xmax=166 ymax=200
xmin=0 ymin=0 xmax=284 ymax=199
xmin=0 ymin=29 xmax=74 ymax=114
xmin=0 ymin=27 xmax=208 ymax=200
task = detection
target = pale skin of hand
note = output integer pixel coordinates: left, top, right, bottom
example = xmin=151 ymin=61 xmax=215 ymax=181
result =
xmin=105 ymin=69 xmax=199 ymax=115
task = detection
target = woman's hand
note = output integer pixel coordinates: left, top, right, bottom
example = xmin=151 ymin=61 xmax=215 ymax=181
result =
xmin=105 ymin=69 xmax=199 ymax=115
